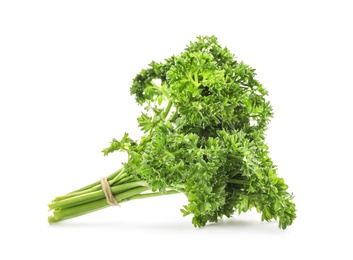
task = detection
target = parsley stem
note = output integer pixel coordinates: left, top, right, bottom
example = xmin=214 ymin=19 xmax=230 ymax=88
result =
xmin=228 ymin=179 xmax=250 ymax=185
xmin=121 ymin=189 xmax=180 ymax=202
xmin=49 ymin=186 xmax=150 ymax=223
xmin=163 ymin=101 xmax=173 ymax=119
xmin=48 ymin=167 xmax=183 ymax=223
xmin=169 ymin=109 xmax=179 ymax=122
xmin=55 ymin=168 xmax=128 ymax=201
xmin=67 ymin=168 xmax=123 ymax=194
xmin=49 ymin=187 xmax=180 ymax=223
xmin=48 ymin=181 xmax=149 ymax=210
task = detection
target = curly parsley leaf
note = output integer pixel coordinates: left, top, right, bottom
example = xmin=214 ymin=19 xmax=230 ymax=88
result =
xmin=111 ymin=36 xmax=296 ymax=228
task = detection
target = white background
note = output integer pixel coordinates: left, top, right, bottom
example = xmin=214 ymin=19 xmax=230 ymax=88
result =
xmin=1 ymin=0 xmax=352 ymax=259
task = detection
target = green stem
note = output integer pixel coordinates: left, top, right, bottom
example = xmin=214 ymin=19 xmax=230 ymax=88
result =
xmin=68 ymin=169 xmax=123 ymax=194
xmin=169 ymin=109 xmax=179 ymax=122
xmin=194 ymin=72 xmax=198 ymax=85
xmin=122 ymin=190 xmax=180 ymax=202
xmin=55 ymin=168 xmax=126 ymax=201
xmin=48 ymin=181 xmax=148 ymax=210
xmin=228 ymin=179 xmax=251 ymax=185
xmin=49 ymin=187 xmax=180 ymax=223
xmin=49 ymin=187 xmax=149 ymax=223
xmin=163 ymin=101 xmax=173 ymax=120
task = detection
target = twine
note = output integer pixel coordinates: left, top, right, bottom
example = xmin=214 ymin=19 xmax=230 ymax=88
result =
xmin=100 ymin=177 xmax=120 ymax=206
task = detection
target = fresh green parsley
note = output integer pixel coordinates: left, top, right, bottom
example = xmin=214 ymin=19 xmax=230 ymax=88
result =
xmin=48 ymin=36 xmax=296 ymax=229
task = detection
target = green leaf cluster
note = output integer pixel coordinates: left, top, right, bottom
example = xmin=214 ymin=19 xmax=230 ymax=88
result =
xmin=104 ymin=36 xmax=296 ymax=229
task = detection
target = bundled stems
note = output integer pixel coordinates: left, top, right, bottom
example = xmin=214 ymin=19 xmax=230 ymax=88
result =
xmin=48 ymin=167 xmax=249 ymax=224
xmin=48 ymin=168 xmax=180 ymax=223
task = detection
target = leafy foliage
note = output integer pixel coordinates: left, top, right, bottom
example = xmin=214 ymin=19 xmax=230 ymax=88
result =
xmin=104 ymin=36 xmax=296 ymax=229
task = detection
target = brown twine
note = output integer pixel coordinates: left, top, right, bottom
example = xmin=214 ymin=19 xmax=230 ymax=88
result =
xmin=100 ymin=177 xmax=120 ymax=206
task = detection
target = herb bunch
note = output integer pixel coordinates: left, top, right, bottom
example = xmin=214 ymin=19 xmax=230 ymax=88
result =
xmin=48 ymin=36 xmax=296 ymax=229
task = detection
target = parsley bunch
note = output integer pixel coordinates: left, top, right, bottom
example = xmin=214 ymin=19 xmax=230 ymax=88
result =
xmin=48 ymin=36 xmax=296 ymax=229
